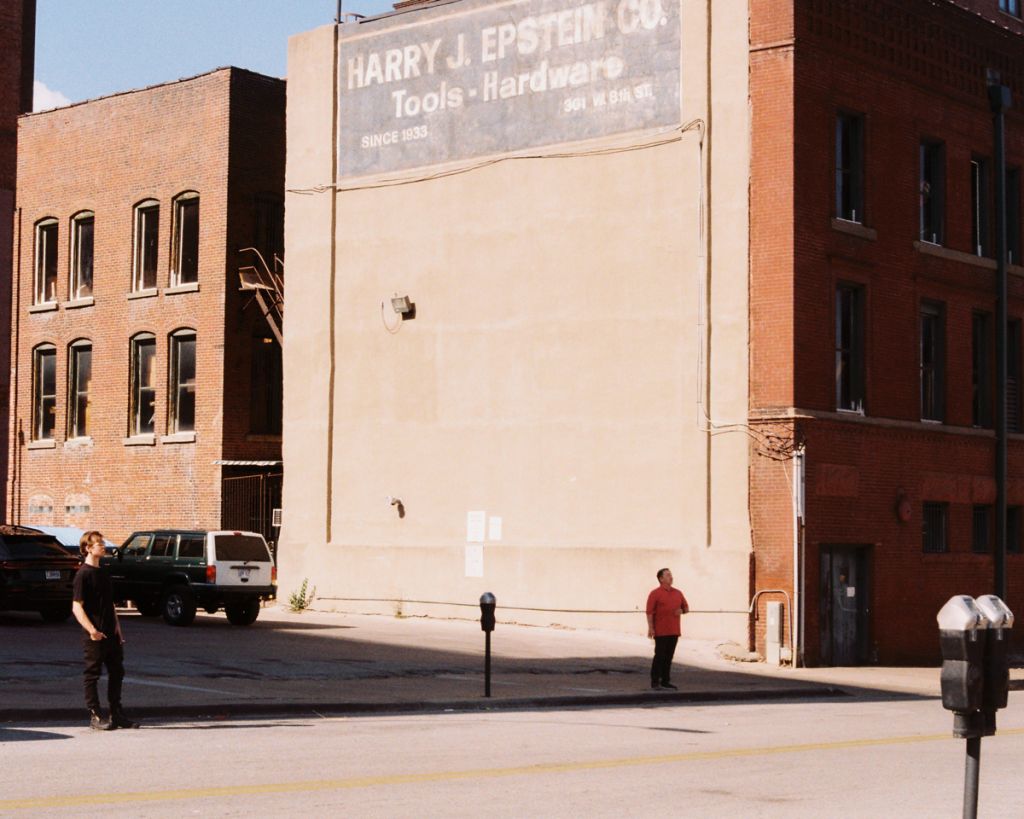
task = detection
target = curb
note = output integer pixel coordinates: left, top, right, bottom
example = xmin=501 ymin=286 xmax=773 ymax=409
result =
xmin=0 ymin=686 xmax=850 ymax=725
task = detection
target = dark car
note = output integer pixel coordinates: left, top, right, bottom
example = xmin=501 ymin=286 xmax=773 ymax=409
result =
xmin=104 ymin=529 xmax=276 ymax=626
xmin=0 ymin=525 xmax=81 ymax=621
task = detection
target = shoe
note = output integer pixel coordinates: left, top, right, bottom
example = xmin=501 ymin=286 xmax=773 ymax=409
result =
xmin=89 ymin=710 xmax=113 ymax=731
xmin=660 ymin=682 xmax=678 ymax=690
xmin=650 ymin=683 xmax=660 ymax=690
xmin=110 ymin=706 xmax=140 ymax=729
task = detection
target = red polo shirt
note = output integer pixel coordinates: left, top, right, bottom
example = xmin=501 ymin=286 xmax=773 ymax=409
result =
xmin=646 ymin=586 xmax=688 ymax=637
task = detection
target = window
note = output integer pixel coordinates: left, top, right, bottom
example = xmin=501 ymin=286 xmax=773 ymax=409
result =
xmin=972 ymin=312 xmax=992 ymax=428
xmin=835 ymin=112 xmax=864 ymax=223
xmin=1009 ymin=320 xmax=1022 ymax=434
xmin=972 ymin=505 xmax=992 ymax=554
xmin=133 ymin=200 xmax=159 ymax=291
xmin=254 ymin=195 xmax=284 ymax=266
xmin=169 ymin=331 xmax=196 ymax=433
xmin=178 ymin=535 xmax=204 ymax=559
xmin=67 ymin=342 xmax=92 ymax=439
xmin=34 ymin=219 xmax=58 ymax=304
xmin=250 ymin=335 xmax=282 ymax=434
xmin=1008 ymin=169 xmax=1021 ymax=265
xmin=971 ymin=158 xmax=990 ymax=257
xmin=1000 ymin=0 xmax=1021 ymax=18
xmin=150 ymin=534 xmax=175 ymax=557
xmin=32 ymin=345 xmax=56 ymax=440
xmin=1009 ymin=507 xmax=1022 ymax=555
xmin=172 ymin=193 xmax=199 ymax=285
xmin=920 ymin=140 xmax=945 ymax=244
xmin=130 ymin=334 xmax=156 ymax=436
xmin=923 ymin=502 xmax=949 ymax=553
xmin=835 ymin=284 xmax=866 ymax=412
xmin=920 ymin=301 xmax=945 ymax=422
xmin=70 ymin=212 xmax=94 ymax=299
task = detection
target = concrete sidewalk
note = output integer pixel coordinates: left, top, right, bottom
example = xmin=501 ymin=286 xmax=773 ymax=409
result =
xmin=0 ymin=604 xmax=1008 ymax=723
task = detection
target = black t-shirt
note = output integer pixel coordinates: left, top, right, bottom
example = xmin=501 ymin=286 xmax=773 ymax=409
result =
xmin=72 ymin=563 xmax=117 ymax=637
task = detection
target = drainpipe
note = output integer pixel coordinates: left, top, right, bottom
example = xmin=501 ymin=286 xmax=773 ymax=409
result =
xmin=792 ymin=445 xmax=805 ymax=667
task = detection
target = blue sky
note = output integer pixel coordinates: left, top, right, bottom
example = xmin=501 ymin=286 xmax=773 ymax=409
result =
xmin=34 ymin=0 xmax=396 ymax=110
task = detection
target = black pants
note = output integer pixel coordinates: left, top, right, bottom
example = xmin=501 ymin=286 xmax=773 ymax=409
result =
xmin=651 ymin=635 xmax=678 ymax=686
xmin=82 ymin=637 xmax=125 ymax=712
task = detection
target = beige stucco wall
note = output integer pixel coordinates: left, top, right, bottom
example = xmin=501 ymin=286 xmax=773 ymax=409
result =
xmin=281 ymin=0 xmax=751 ymax=640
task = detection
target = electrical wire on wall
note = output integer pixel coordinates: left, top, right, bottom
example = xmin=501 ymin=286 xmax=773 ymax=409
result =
xmin=288 ymin=120 xmax=706 ymax=197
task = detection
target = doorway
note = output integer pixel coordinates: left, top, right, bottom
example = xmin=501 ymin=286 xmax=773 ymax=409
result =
xmin=819 ymin=544 xmax=871 ymax=666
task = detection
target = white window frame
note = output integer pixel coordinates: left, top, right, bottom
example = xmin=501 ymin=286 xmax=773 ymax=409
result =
xmin=132 ymin=199 xmax=160 ymax=292
xmin=171 ymin=192 xmax=200 ymax=286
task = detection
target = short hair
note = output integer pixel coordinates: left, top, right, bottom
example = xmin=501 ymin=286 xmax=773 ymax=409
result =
xmin=79 ymin=530 xmax=105 ymax=556
xmin=656 ymin=567 xmax=671 ymax=580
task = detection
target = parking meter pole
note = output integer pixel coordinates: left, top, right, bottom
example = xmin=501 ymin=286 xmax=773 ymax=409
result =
xmin=963 ymin=737 xmax=980 ymax=819
xmin=479 ymin=592 xmax=496 ymax=699
xmin=485 ymin=631 xmax=492 ymax=698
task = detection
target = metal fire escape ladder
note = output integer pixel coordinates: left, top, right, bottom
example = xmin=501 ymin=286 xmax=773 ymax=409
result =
xmin=238 ymin=247 xmax=284 ymax=346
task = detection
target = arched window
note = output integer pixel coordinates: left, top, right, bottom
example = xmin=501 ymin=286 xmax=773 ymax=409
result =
xmin=68 ymin=339 xmax=92 ymax=439
xmin=171 ymin=191 xmax=199 ymax=286
xmin=169 ymin=329 xmax=196 ymax=433
xmin=32 ymin=344 xmax=57 ymax=440
xmin=129 ymin=333 xmax=156 ymax=436
xmin=69 ymin=211 xmax=94 ymax=300
xmin=132 ymin=199 xmax=159 ymax=292
xmin=34 ymin=218 xmax=58 ymax=304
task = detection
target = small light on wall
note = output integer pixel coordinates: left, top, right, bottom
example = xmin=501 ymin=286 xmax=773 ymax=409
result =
xmin=391 ymin=295 xmax=412 ymax=315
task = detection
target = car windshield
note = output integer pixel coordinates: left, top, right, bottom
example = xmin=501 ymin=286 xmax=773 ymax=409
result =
xmin=0 ymin=534 xmax=73 ymax=559
xmin=213 ymin=534 xmax=270 ymax=562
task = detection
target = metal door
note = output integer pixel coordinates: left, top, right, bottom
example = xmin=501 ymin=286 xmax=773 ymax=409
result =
xmin=819 ymin=544 xmax=871 ymax=666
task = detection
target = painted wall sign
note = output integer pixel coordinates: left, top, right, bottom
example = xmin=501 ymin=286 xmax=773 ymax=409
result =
xmin=337 ymin=0 xmax=681 ymax=177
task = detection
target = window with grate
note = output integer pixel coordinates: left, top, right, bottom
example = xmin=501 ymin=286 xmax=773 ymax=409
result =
xmin=922 ymin=502 xmax=948 ymax=553
xmin=972 ymin=505 xmax=991 ymax=554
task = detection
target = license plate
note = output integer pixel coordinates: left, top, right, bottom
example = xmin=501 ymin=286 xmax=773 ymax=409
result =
xmin=236 ymin=568 xmax=251 ymax=580
xmin=45 ymin=570 xmax=61 ymax=580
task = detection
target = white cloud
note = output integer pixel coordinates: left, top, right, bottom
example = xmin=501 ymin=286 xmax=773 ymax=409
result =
xmin=33 ymin=80 xmax=72 ymax=112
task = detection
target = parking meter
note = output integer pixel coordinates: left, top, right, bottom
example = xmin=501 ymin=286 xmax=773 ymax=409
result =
xmin=480 ymin=592 xmax=496 ymax=632
xmin=974 ymin=595 xmax=1014 ymax=736
xmin=936 ymin=595 xmax=987 ymax=738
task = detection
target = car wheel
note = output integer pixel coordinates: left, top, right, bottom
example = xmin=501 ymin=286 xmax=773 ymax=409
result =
xmin=162 ymin=585 xmax=197 ymax=626
xmin=225 ymin=599 xmax=260 ymax=626
xmin=39 ymin=604 xmax=72 ymax=622
xmin=135 ymin=599 xmax=161 ymax=617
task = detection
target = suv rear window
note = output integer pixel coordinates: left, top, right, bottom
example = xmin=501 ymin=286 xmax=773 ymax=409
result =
xmin=213 ymin=534 xmax=270 ymax=562
xmin=0 ymin=535 xmax=72 ymax=558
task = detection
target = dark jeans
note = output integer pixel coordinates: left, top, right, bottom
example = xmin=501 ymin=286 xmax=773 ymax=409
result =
xmin=82 ymin=637 xmax=125 ymax=712
xmin=651 ymin=635 xmax=678 ymax=686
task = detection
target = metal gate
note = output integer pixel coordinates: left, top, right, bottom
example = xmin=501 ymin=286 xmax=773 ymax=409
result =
xmin=221 ymin=472 xmax=282 ymax=551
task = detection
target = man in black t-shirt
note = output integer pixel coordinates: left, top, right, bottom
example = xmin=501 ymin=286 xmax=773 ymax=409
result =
xmin=72 ymin=530 xmax=139 ymax=730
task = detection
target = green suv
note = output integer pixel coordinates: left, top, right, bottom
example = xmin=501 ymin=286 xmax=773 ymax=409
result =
xmin=105 ymin=530 xmax=277 ymax=626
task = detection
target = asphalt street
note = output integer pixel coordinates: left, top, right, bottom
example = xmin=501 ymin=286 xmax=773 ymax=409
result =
xmin=2 ymin=698 xmax=1023 ymax=817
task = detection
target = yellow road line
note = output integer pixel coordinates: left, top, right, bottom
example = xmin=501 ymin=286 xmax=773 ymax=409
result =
xmin=4 ymin=728 xmax=1023 ymax=810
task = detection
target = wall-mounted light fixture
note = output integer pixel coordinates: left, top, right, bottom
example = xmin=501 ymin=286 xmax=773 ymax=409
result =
xmin=382 ymin=293 xmax=416 ymax=332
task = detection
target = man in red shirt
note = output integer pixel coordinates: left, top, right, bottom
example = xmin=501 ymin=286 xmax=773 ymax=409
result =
xmin=646 ymin=568 xmax=689 ymax=690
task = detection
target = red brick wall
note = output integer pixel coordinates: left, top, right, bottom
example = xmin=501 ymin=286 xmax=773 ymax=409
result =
xmin=11 ymin=68 xmax=284 ymax=543
xmin=751 ymin=0 xmax=1024 ymax=663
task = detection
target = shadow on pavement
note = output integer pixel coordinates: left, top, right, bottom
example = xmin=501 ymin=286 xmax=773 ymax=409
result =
xmin=0 ymin=727 xmax=73 ymax=742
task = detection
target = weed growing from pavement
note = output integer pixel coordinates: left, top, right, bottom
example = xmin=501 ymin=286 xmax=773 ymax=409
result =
xmin=288 ymin=578 xmax=316 ymax=612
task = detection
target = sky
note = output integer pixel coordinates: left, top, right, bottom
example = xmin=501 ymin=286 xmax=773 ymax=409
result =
xmin=33 ymin=0 xmax=397 ymax=111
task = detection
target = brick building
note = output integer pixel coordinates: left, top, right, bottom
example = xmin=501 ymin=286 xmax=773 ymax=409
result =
xmin=11 ymin=67 xmax=285 ymax=544
xmin=750 ymin=0 xmax=1024 ymax=664
xmin=0 ymin=0 xmax=36 ymax=521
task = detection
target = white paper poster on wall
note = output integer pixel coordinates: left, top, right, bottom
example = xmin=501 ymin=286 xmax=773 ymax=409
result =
xmin=465 ymin=543 xmax=484 ymax=577
xmin=488 ymin=516 xmax=502 ymax=541
xmin=467 ymin=510 xmax=486 ymax=543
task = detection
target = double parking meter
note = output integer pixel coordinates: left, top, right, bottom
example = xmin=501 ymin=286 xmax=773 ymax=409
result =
xmin=937 ymin=595 xmax=1014 ymax=737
